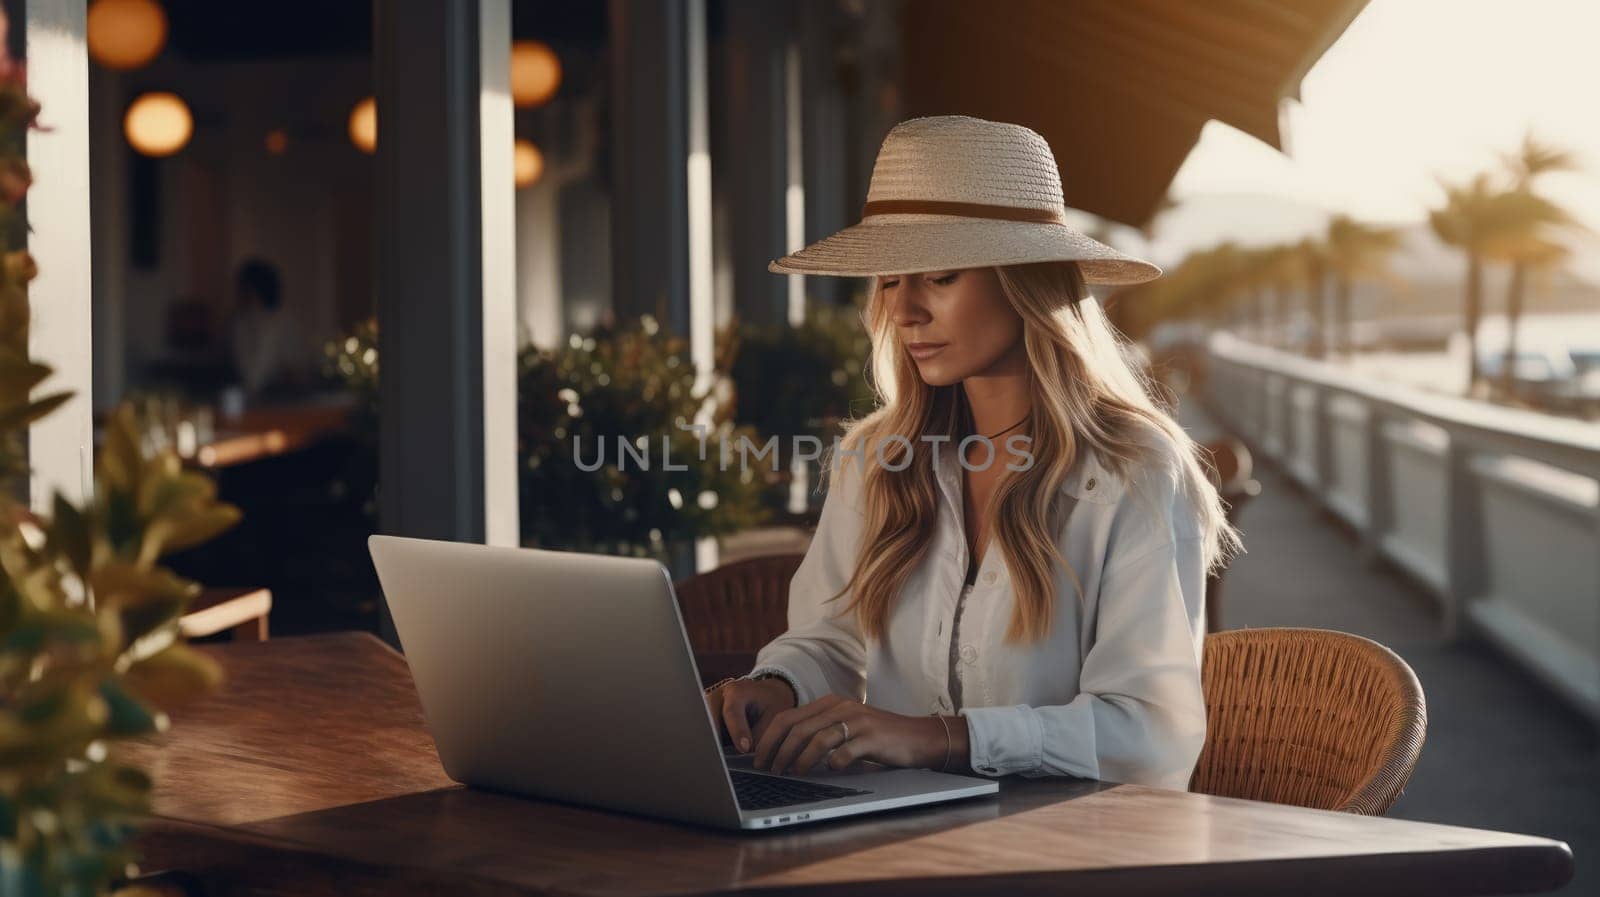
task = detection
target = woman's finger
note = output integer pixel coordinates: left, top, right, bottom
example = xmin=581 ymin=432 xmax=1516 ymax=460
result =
xmin=825 ymin=732 xmax=872 ymax=770
xmin=720 ymin=688 xmax=754 ymax=753
xmin=705 ymin=688 xmax=727 ymax=740
xmin=748 ymin=700 xmax=787 ymax=747
xmin=770 ymin=708 xmax=852 ymax=776
xmin=753 ymin=697 xmax=840 ymax=769
xmin=789 ymin=716 xmax=854 ymax=774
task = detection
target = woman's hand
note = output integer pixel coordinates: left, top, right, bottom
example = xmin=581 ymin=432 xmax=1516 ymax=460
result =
xmin=706 ymin=677 xmax=797 ymax=753
xmin=752 ymin=694 xmax=959 ymax=776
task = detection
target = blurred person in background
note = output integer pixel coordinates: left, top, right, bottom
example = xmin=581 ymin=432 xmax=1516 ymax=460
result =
xmin=229 ymin=257 xmax=286 ymax=399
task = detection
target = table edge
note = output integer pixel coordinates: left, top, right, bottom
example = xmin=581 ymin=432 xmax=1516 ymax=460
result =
xmin=132 ymin=811 xmax=1576 ymax=897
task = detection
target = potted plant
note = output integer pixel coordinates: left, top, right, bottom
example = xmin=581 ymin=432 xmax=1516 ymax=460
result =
xmin=325 ymin=314 xmax=770 ymax=580
xmin=0 ymin=19 xmax=237 ymax=894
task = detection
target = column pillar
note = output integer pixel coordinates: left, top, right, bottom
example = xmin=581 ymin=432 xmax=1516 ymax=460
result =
xmin=721 ymin=0 xmax=793 ymax=328
xmin=24 ymin=0 xmax=93 ymax=508
xmin=373 ymin=0 xmax=519 ymax=643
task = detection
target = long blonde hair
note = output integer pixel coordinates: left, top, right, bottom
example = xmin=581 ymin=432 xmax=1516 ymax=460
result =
xmin=820 ymin=260 xmax=1241 ymax=643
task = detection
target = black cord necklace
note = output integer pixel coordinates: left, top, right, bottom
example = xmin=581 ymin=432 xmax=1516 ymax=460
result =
xmin=962 ymin=410 xmax=1027 ymax=587
xmin=981 ymin=411 xmax=1031 ymax=440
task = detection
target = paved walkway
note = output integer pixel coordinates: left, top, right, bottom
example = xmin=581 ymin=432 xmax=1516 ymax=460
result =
xmin=1181 ymin=400 xmax=1597 ymax=896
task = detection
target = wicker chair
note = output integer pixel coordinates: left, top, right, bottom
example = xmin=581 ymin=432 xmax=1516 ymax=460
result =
xmin=674 ymin=553 xmax=804 ymax=687
xmin=1189 ymin=628 xmax=1427 ymax=815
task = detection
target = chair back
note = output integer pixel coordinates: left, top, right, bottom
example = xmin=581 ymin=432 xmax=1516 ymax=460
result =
xmin=674 ymin=553 xmax=803 ymax=685
xmin=1190 ymin=627 xmax=1426 ymax=815
xmin=1201 ymin=438 xmax=1245 ymax=488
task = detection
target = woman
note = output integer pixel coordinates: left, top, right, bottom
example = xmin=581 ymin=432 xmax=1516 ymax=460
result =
xmin=706 ymin=115 xmax=1240 ymax=791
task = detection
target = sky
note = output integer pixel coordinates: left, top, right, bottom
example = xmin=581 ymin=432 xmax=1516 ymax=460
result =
xmin=1133 ymin=0 xmax=1600 ymax=281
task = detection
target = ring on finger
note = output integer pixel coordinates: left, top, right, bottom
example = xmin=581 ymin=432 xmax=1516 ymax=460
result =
xmin=835 ymin=720 xmax=850 ymax=742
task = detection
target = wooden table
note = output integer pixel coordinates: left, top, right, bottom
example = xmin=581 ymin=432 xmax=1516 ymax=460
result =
xmin=193 ymin=403 xmax=354 ymax=469
xmin=122 ymin=633 xmax=1574 ymax=897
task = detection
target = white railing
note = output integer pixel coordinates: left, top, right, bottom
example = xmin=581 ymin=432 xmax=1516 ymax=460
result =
xmin=1204 ymin=333 xmax=1600 ymax=725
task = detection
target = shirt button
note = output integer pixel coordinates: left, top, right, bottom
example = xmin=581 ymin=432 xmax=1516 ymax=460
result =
xmin=1086 ymin=477 xmax=1097 ymax=492
xmin=982 ymin=570 xmax=997 ymax=584
xmin=959 ymin=645 xmax=977 ymax=664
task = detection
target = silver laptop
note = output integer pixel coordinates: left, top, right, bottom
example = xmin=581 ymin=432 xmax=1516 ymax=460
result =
xmin=369 ymin=535 xmax=998 ymax=830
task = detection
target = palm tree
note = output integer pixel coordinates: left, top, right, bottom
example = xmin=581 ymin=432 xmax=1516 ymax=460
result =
xmin=1227 ymin=245 xmax=1297 ymax=345
xmin=1493 ymin=135 xmax=1583 ymax=396
xmin=1221 ymin=246 xmax=1270 ymax=338
xmin=1496 ymin=238 xmax=1571 ymax=396
xmin=1500 ymin=132 xmax=1579 ymax=192
xmin=1429 ymin=173 xmax=1505 ymax=394
xmin=1193 ymin=242 xmax=1254 ymax=329
xmin=1251 ymin=243 xmax=1302 ymax=349
xmin=1325 ymin=215 xmax=1403 ymax=358
xmin=1117 ymin=242 xmax=1247 ymax=339
xmin=1245 ymin=247 xmax=1275 ymax=339
xmin=1295 ymin=237 xmax=1330 ymax=358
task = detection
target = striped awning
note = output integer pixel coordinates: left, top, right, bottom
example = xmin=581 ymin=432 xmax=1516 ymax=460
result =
xmin=899 ymin=0 xmax=1368 ymax=228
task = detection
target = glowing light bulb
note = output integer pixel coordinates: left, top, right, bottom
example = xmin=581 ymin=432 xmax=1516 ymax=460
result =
xmin=124 ymin=92 xmax=192 ymax=157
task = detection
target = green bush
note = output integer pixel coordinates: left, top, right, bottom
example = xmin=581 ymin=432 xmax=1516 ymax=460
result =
xmin=718 ymin=301 xmax=875 ymax=510
xmin=326 ymin=314 xmax=773 ymax=565
xmin=519 ymin=315 xmax=770 ymax=558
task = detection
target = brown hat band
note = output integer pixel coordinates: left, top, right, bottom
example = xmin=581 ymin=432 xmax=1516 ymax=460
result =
xmin=861 ymin=199 xmax=1068 ymax=225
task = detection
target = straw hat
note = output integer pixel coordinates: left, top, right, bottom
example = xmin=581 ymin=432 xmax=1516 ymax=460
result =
xmin=769 ymin=115 xmax=1162 ymax=285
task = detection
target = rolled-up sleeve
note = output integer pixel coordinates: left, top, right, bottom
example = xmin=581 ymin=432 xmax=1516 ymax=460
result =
xmin=961 ymin=482 xmax=1209 ymax=791
xmin=748 ymin=456 xmax=869 ymax=705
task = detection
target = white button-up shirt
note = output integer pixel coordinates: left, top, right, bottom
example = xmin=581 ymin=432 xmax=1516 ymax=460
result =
xmin=750 ymin=437 xmax=1208 ymax=791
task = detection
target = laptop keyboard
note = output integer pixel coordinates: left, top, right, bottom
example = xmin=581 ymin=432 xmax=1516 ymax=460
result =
xmin=730 ymin=769 xmax=871 ymax=811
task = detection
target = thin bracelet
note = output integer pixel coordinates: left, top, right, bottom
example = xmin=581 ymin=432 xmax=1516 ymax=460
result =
xmin=702 ymin=677 xmax=739 ymax=696
xmin=931 ymin=713 xmax=952 ymax=772
xmin=749 ymin=671 xmax=800 ymax=706
xmin=703 ymin=674 xmax=794 ymax=703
